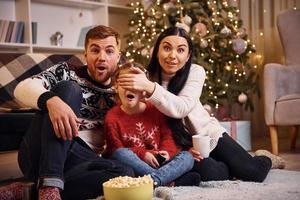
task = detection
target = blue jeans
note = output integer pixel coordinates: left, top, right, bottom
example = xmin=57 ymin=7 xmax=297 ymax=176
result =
xmin=18 ymin=81 xmax=134 ymax=199
xmin=112 ymin=148 xmax=194 ymax=186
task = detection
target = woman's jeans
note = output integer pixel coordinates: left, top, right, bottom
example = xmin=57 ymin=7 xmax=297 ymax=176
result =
xmin=18 ymin=81 xmax=134 ymax=200
xmin=192 ymin=133 xmax=272 ymax=182
xmin=112 ymin=148 xmax=194 ymax=186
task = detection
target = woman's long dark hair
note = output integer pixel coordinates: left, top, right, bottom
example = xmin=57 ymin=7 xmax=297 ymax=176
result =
xmin=148 ymin=27 xmax=194 ymax=149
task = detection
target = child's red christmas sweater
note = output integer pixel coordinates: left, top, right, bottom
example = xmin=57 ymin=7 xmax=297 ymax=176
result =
xmin=104 ymin=102 xmax=179 ymax=161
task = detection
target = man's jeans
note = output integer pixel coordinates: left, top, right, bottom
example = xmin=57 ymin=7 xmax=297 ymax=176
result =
xmin=112 ymin=148 xmax=194 ymax=186
xmin=18 ymin=81 xmax=134 ymax=199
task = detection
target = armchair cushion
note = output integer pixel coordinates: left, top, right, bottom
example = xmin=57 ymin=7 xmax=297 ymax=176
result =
xmin=275 ymin=94 xmax=300 ymax=125
xmin=264 ymin=64 xmax=300 ymax=125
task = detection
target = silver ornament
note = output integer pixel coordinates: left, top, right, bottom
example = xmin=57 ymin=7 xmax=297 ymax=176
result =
xmin=220 ymin=26 xmax=232 ymax=36
xmin=232 ymin=38 xmax=247 ymax=54
xmin=183 ymin=15 xmax=192 ymax=25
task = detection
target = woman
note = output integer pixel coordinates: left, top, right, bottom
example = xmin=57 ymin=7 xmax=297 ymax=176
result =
xmin=117 ymin=27 xmax=272 ymax=182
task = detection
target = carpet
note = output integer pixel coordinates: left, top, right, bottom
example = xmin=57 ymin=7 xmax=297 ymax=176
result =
xmin=153 ymin=169 xmax=300 ymax=200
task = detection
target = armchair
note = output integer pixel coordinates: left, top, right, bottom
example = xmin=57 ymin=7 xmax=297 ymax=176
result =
xmin=264 ymin=9 xmax=300 ymax=155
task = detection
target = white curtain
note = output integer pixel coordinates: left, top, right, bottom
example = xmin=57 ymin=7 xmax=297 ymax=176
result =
xmin=229 ymin=0 xmax=300 ymax=137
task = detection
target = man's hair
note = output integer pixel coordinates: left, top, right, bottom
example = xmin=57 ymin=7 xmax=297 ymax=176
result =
xmin=84 ymin=25 xmax=120 ymax=49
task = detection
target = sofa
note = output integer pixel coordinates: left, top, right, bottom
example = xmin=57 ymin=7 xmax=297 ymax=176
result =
xmin=0 ymin=53 xmax=85 ymax=152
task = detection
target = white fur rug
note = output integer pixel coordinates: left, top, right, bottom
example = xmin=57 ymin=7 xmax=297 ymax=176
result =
xmin=153 ymin=169 xmax=300 ymax=200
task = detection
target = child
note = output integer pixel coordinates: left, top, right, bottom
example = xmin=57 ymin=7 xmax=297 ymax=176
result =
xmin=104 ymin=62 xmax=200 ymax=186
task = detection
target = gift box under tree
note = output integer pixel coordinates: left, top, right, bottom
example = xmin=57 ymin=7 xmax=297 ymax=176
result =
xmin=219 ymin=120 xmax=252 ymax=151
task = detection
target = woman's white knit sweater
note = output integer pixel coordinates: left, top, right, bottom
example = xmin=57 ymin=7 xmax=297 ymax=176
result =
xmin=147 ymin=64 xmax=226 ymax=152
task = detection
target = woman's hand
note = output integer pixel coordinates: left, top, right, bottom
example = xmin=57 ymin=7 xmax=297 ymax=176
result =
xmin=189 ymin=147 xmax=203 ymax=162
xmin=117 ymin=67 xmax=155 ymax=97
xmin=144 ymin=152 xmax=160 ymax=168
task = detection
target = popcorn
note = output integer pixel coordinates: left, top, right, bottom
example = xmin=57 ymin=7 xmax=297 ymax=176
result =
xmin=103 ymin=175 xmax=153 ymax=188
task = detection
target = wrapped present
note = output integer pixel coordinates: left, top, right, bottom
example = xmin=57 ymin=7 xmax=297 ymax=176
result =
xmin=219 ymin=120 xmax=252 ymax=151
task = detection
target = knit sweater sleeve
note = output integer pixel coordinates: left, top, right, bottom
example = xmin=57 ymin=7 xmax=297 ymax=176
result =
xmin=147 ymin=64 xmax=206 ymax=118
xmin=158 ymin=113 xmax=179 ymax=159
xmin=14 ymin=77 xmax=48 ymax=109
xmin=14 ymin=62 xmax=71 ymax=109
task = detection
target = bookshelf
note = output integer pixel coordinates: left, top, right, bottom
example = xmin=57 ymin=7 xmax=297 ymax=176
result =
xmin=0 ymin=0 xmax=132 ymax=53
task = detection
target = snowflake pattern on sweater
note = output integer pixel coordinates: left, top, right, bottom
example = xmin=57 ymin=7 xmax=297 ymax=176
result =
xmin=123 ymin=122 xmax=158 ymax=150
xmin=104 ymin=102 xmax=179 ymax=161
xmin=32 ymin=62 xmax=115 ymax=130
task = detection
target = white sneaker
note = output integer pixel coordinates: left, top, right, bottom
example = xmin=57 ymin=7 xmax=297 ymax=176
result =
xmin=255 ymin=149 xmax=285 ymax=169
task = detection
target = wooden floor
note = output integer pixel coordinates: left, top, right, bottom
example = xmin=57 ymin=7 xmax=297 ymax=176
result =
xmin=1 ymin=133 xmax=299 ymax=182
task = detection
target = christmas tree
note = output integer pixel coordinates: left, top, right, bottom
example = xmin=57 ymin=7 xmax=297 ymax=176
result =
xmin=124 ymin=0 xmax=260 ymax=115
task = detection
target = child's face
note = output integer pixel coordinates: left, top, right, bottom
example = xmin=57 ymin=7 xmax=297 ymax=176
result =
xmin=116 ymin=69 xmax=144 ymax=110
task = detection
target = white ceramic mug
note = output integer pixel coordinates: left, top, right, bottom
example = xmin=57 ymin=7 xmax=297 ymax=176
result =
xmin=192 ymin=135 xmax=211 ymax=158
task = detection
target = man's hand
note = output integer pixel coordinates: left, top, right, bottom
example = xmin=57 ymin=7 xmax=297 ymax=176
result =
xmin=144 ymin=152 xmax=160 ymax=168
xmin=189 ymin=147 xmax=203 ymax=162
xmin=47 ymin=96 xmax=79 ymax=140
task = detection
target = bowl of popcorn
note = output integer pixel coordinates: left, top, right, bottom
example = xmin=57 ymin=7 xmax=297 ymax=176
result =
xmin=103 ymin=175 xmax=153 ymax=200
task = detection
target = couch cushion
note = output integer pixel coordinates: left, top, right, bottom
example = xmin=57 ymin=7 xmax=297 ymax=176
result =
xmin=0 ymin=53 xmax=85 ymax=110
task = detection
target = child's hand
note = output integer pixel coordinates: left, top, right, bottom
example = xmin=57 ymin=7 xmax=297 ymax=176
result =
xmin=158 ymin=150 xmax=170 ymax=161
xmin=144 ymin=152 xmax=160 ymax=168
xmin=189 ymin=147 xmax=203 ymax=161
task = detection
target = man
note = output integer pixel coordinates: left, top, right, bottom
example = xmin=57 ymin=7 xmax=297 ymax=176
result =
xmin=4 ymin=25 xmax=134 ymax=200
